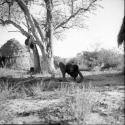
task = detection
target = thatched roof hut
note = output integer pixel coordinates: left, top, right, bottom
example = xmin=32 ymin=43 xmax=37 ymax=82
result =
xmin=0 ymin=38 xmax=33 ymax=70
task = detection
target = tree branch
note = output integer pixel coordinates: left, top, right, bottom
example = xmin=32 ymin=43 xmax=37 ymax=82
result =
xmin=15 ymin=0 xmax=38 ymax=38
xmin=15 ymin=0 xmax=46 ymax=49
xmin=0 ymin=1 xmax=6 ymax=5
xmin=14 ymin=0 xmax=29 ymax=15
xmin=55 ymin=0 xmax=97 ymax=30
xmin=11 ymin=0 xmax=48 ymax=55
xmin=0 ymin=0 xmax=14 ymax=5
xmin=0 ymin=19 xmax=29 ymax=37
xmin=32 ymin=16 xmax=45 ymax=42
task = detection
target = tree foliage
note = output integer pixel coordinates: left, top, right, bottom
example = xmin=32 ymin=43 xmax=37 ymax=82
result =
xmin=75 ymin=49 xmax=124 ymax=71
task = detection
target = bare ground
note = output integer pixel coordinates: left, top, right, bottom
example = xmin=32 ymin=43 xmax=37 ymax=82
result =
xmin=0 ymin=70 xmax=124 ymax=125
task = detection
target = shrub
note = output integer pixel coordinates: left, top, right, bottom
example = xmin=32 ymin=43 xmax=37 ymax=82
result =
xmin=76 ymin=49 xmax=124 ymax=71
xmin=65 ymin=85 xmax=102 ymax=125
xmin=0 ymin=80 xmax=27 ymax=100
xmin=98 ymin=49 xmax=124 ymax=70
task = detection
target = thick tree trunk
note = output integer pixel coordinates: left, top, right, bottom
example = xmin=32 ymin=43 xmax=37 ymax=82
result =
xmin=41 ymin=0 xmax=55 ymax=75
xmin=32 ymin=40 xmax=55 ymax=75
xmin=35 ymin=39 xmax=55 ymax=75
xmin=40 ymin=53 xmax=55 ymax=75
xmin=16 ymin=0 xmax=56 ymax=75
xmin=32 ymin=45 xmax=41 ymax=73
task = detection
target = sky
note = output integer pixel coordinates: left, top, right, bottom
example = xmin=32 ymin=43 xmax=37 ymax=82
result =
xmin=0 ymin=0 xmax=124 ymax=58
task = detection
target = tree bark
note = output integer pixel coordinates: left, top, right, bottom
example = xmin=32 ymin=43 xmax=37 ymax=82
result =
xmin=42 ymin=0 xmax=55 ymax=75
xmin=32 ymin=44 xmax=41 ymax=73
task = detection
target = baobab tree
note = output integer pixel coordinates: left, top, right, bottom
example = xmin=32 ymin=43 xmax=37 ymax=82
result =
xmin=0 ymin=0 xmax=100 ymax=75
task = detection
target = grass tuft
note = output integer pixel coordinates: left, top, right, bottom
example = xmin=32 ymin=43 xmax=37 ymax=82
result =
xmin=65 ymin=84 xmax=101 ymax=125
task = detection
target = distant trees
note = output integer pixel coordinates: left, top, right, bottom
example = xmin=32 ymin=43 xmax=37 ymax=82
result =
xmin=84 ymin=49 xmax=123 ymax=71
xmin=0 ymin=0 xmax=100 ymax=74
xmin=55 ymin=49 xmax=124 ymax=71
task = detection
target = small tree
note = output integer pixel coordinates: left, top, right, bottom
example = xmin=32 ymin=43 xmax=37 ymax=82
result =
xmin=0 ymin=0 xmax=100 ymax=74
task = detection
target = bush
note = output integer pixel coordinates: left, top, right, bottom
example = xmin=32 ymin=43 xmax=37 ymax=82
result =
xmin=68 ymin=85 xmax=102 ymax=125
xmin=54 ymin=56 xmax=66 ymax=69
xmin=76 ymin=49 xmax=124 ymax=71
xmin=98 ymin=49 xmax=124 ymax=70
xmin=76 ymin=51 xmax=99 ymax=71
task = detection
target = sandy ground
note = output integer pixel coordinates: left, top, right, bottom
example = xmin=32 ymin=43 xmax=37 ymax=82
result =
xmin=0 ymin=71 xmax=124 ymax=125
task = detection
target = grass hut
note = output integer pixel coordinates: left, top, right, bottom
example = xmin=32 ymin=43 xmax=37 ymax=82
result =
xmin=0 ymin=38 xmax=33 ymax=70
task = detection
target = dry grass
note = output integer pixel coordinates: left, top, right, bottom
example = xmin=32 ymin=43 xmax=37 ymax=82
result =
xmin=0 ymin=78 xmax=102 ymax=124
xmin=0 ymin=81 xmax=28 ymax=100
xmin=67 ymin=87 xmax=101 ymax=125
xmin=55 ymin=84 xmax=102 ymax=125
xmin=0 ymin=68 xmax=124 ymax=124
xmin=0 ymin=68 xmax=27 ymax=78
